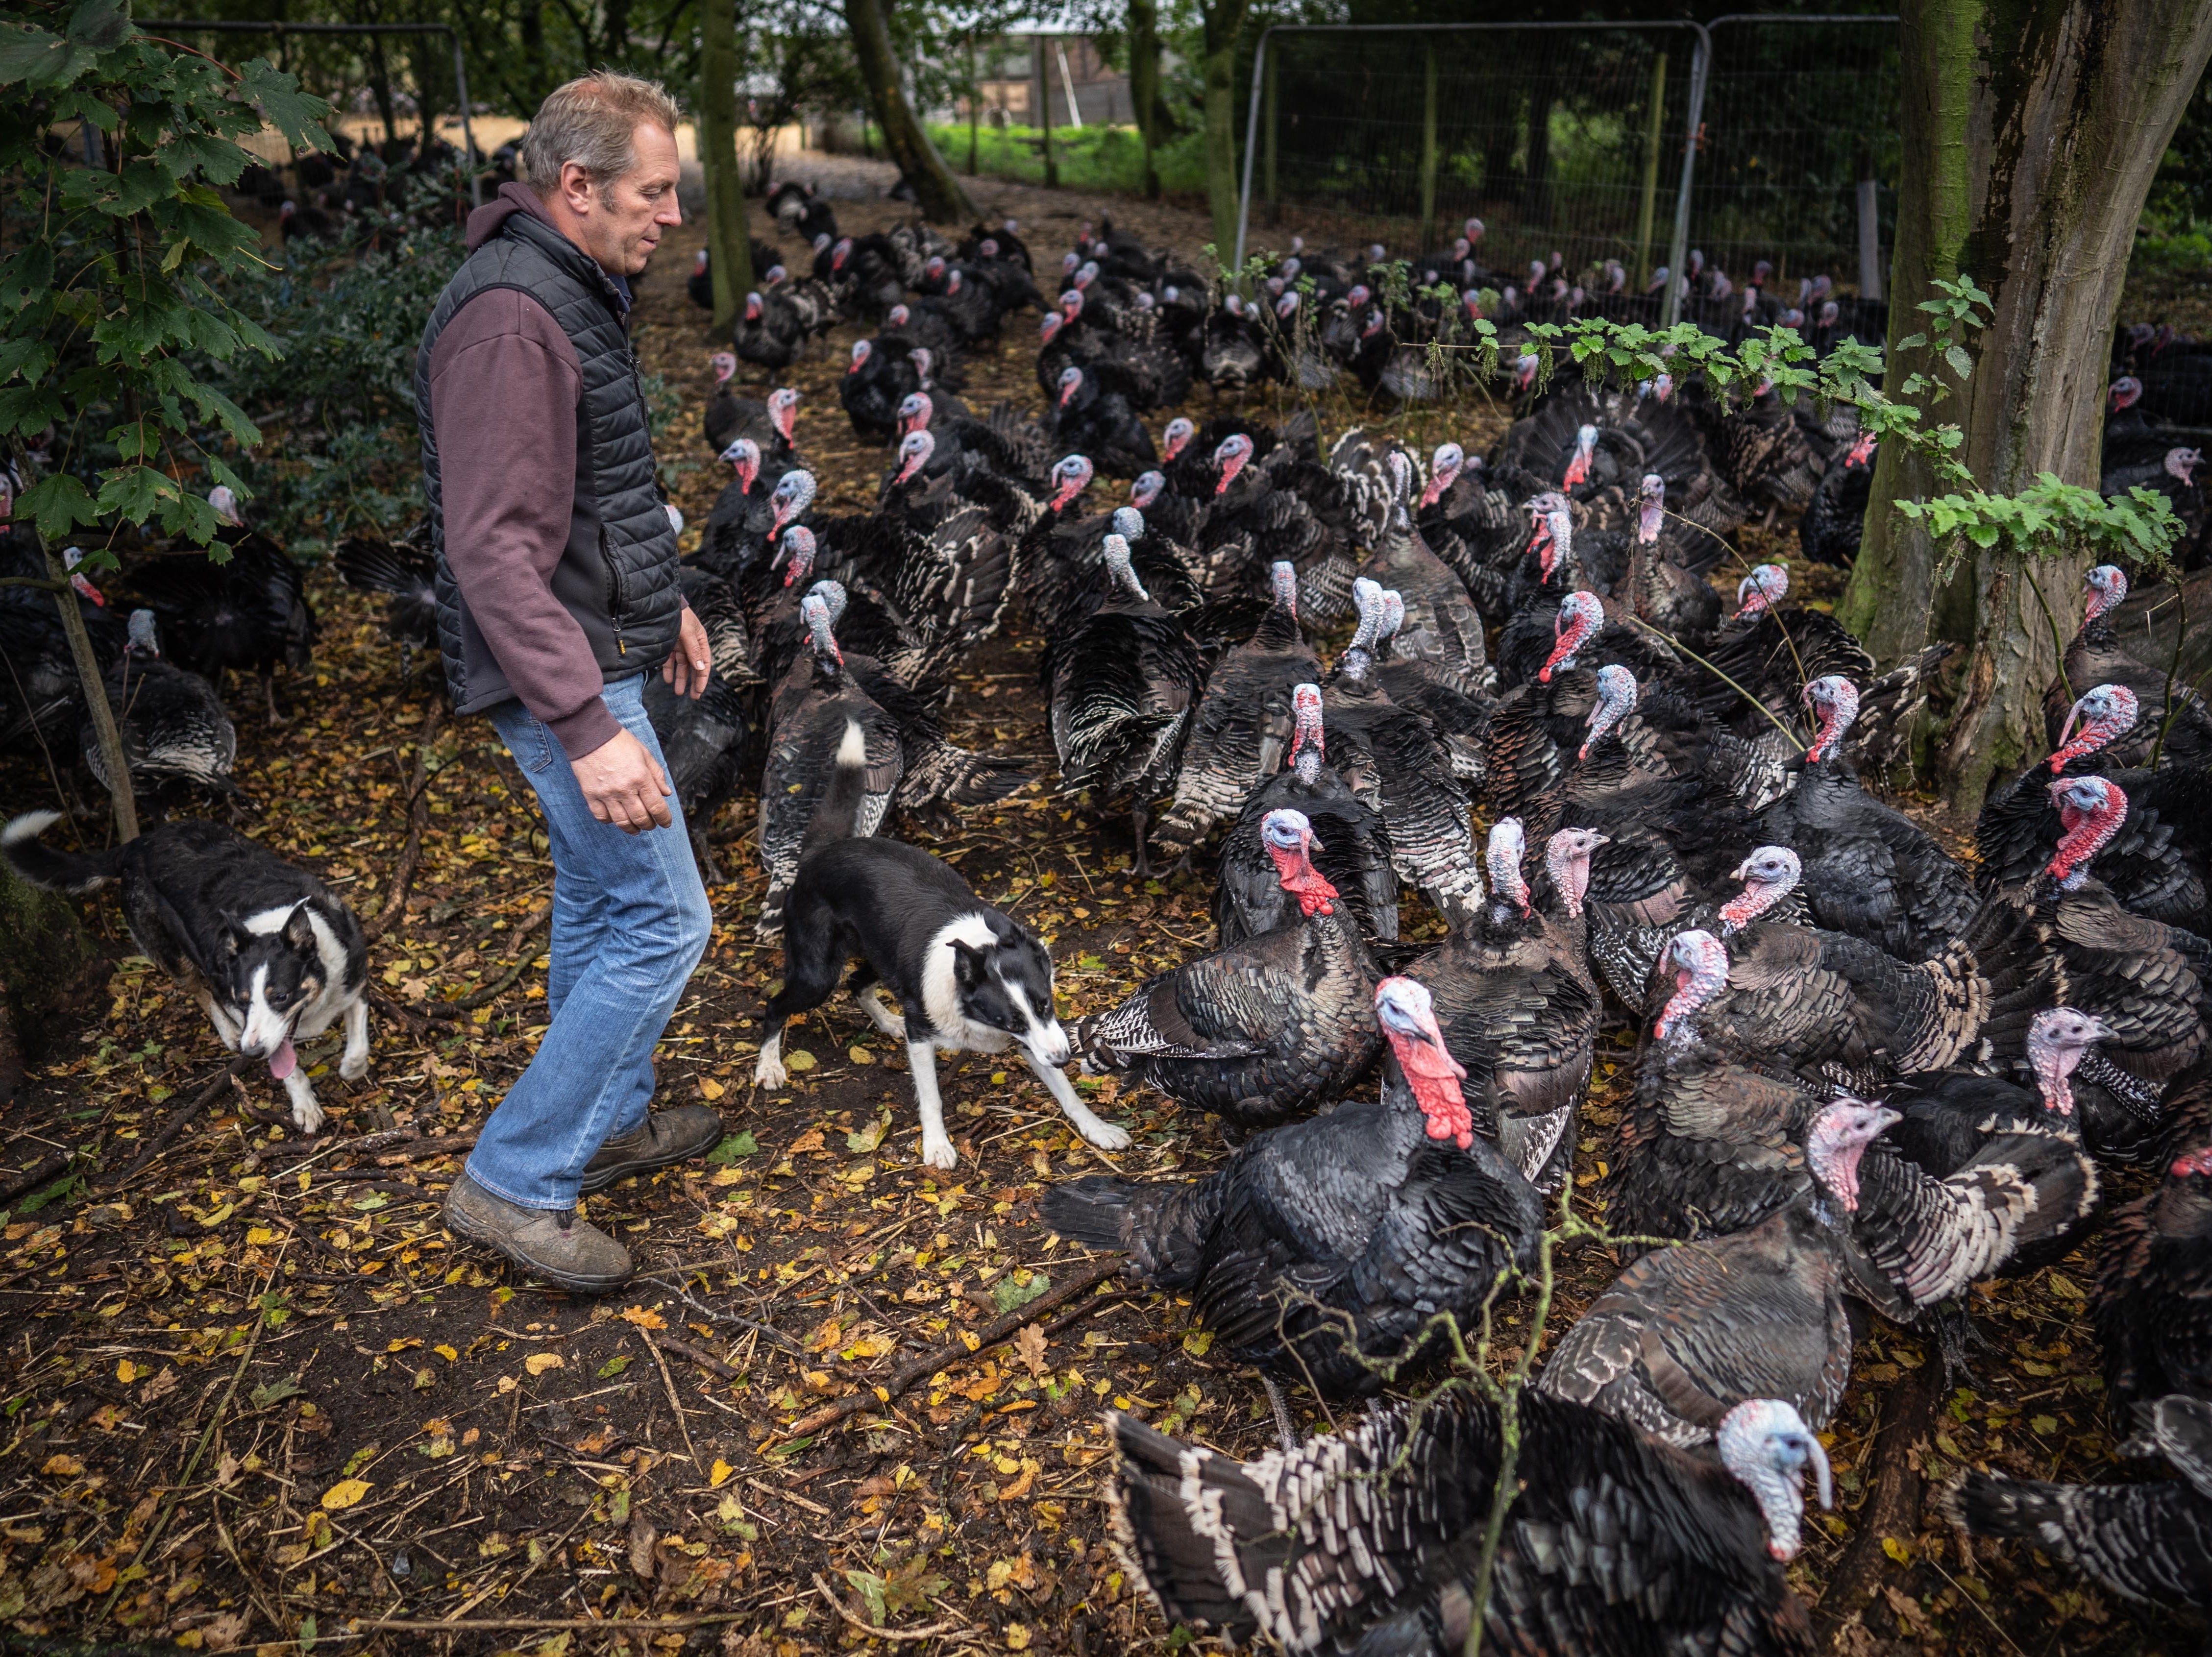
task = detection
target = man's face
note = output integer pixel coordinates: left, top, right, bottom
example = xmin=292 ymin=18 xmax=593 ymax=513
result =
xmin=558 ymin=121 xmax=682 ymax=277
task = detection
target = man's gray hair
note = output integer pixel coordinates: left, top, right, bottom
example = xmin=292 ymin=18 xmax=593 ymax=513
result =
xmin=521 ymin=72 xmax=681 ymax=191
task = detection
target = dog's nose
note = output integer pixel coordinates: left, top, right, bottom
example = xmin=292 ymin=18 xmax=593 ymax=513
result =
xmin=1034 ymin=1024 xmax=1074 ymax=1067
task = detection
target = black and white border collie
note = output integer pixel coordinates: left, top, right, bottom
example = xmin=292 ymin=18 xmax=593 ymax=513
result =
xmin=754 ymin=724 xmax=1128 ymax=1169
xmin=4 ymin=812 xmax=368 ymax=1133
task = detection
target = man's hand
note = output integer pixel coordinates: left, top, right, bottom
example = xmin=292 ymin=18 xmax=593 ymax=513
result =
xmin=573 ymin=728 xmax=674 ymax=833
xmin=663 ymin=608 xmax=711 ymax=700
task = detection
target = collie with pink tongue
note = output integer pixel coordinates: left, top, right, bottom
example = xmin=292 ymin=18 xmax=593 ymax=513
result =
xmin=1260 ymin=808 xmax=1336 ymax=918
xmin=1375 ymin=976 xmax=1473 ymax=1148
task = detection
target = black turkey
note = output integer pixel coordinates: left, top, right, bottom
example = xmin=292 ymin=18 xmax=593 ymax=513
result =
xmin=82 ymin=610 xmax=239 ymax=800
xmin=1107 ymin=1389 xmax=1827 ymax=1656
xmin=2044 ymin=564 xmax=2212 ymax=765
xmin=1151 ymin=561 xmax=1320 ymax=863
xmin=1210 ymin=683 xmax=1397 ymax=946
xmin=334 ymin=531 xmax=437 ymax=680
xmin=1800 ymin=429 xmax=1876 ymax=566
xmin=2093 ymin=1084 xmax=2212 ymax=1435
xmin=125 ymin=488 xmax=316 ymax=725
xmin=755 ymin=595 xmax=903 ymax=937
xmin=1048 ymin=366 xmax=1156 ymax=478
xmin=702 ymin=357 xmax=801 ymax=463
xmin=640 ymin=567 xmax=754 ymax=883
xmin=1041 ymin=532 xmax=1204 ymax=874
xmin=1948 ymin=1393 xmax=2212 ymax=1619
xmin=1538 ymin=1199 xmax=1854 ymax=1447
xmin=1045 ymin=975 xmax=1538 ymax=1405
xmin=1076 ymin=808 xmax=1380 ymax=1131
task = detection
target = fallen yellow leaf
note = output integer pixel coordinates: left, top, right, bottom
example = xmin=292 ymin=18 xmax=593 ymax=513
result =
xmin=524 ymin=1353 xmax=564 ymax=1376
xmin=433 ymin=1343 xmax=458 ymax=1362
xmin=698 ymin=1075 xmax=726 ymax=1100
xmin=115 ymin=1360 xmax=138 ymax=1385
xmin=784 ymin=1049 xmax=816 ymax=1073
xmin=320 ymin=1477 xmax=372 ymax=1510
xmin=709 ymin=1459 xmax=735 ymax=1489
xmin=40 ymin=1454 xmax=83 ymax=1478
xmin=621 ymin=1307 xmax=668 ymax=1331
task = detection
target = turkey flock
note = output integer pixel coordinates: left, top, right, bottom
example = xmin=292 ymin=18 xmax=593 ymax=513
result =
xmin=7 ymin=198 xmax=2210 ymax=1655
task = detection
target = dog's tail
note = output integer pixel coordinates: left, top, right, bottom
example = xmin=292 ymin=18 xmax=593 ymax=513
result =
xmin=2 ymin=811 xmax=125 ymax=896
xmin=803 ymin=719 xmax=871 ymax=854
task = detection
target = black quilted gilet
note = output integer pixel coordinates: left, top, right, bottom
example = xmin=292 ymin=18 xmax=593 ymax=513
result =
xmin=416 ymin=208 xmax=681 ymax=714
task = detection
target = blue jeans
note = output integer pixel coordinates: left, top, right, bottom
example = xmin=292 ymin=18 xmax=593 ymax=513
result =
xmin=468 ymin=675 xmax=712 ymax=1209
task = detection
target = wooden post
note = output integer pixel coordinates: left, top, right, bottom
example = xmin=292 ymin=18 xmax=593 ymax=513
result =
xmin=1263 ymin=38 xmax=1278 ymax=225
xmin=1417 ymin=39 xmax=1438 ymax=251
xmin=967 ymin=32 xmax=981 ymax=175
xmin=1034 ymin=35 xmax=1058 ymax=187
xmin=1130 ymin=0 xmax=1161 ymax=199
xmin=1635 ymin=50 xmax=1668 ymax=286
xmin=697 ymin=0 xmax=753 ymax=331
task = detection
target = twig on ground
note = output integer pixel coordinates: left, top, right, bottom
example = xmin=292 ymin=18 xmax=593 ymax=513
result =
xmin=640 ymin=1327 xmax=703 ymax=1471
xmin=116 ymin=1054 xmax=256 ymax=1185
xmin=770 ymin=1259 xmax=1122 ymax=1443
xmin=654 ymin=1331 xmax=742 ymax=1381
xmin=365 ymin=700 xmax=444 ymax=945
xmin=810 ymin=1572 xmax=971 ymax=1643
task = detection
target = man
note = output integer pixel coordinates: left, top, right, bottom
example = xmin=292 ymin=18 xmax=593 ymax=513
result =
xmin=419 ymin=73 xmax=721 ymax=1291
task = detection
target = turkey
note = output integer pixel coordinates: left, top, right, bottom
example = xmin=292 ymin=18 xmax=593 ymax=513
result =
xmin=1489 ymin=384 xmax=1746 ymax=540
xmin=1352 ymin=454 xmax=1486 ymax=689
xmin=1800 ymin=429 xmax=1877 ymax=566
xmin=1718 ymin=382 xmax=1822 ymax=529
xmin=1320 ymin=592 xmax=1479 ymax=918
xmin=1947 ymin=1393 xmax=2212 ymax=1618
xmin=82 ymin=610 xmax=239 ymax=801
xmin=640 ymin=567 xmax=754 ymax=882
xmin=765 ymin=180 xmax=836 ymax=244
xmin=0 ymin=569 xmax=122 ymax=755
xmin=1048 ymin=366 xmax=1156 ymax=478
xmin=1754 ymin=676 xmax=1981 ymax=962
xmin=1406 ymin=820 xmax=1605 ymax=1190
xmin=1975 ymin=682 xmax=2212 ymax=936
xmin=125 ymin=489 xmax=316 ymax=725
xmin=1041 ymin=533 xmax=1204 ymax=874
xmin=1107 ymin=1390 xmax=1827 ymax=1657
xmin=2093 ymin=1091 xmax=2212 ymax=1435
xmin=732 ymin=278 xmax=837 ymax=373
xmin=2044 ymin=564 xmax=2212 ymax=765
xmin=1150 ymin=561 xmax=1320 ymax=864
xmin=1196 ymin=294 xmax=1276 ymax=390
xmin=2010 ymin=789 xmax=2209 ymax=1161
xmin=333 ymin=532 xmax=437 ymax=680
xmin=1368 ymin=590 xmax=1495 ymax=785
xmin=1210 ymin=683 xmax=1397 ymax=946
xmin=1076 ymin=808 xmax=1380 ymax=1132
xmin=754 ymin=595 xmax=903 ymax=937
xmin=838 ymin=337 xmax=926 ymax=446
xmin=1688 ymin=564 xmax=1879 ymax=738
xmin=1538 ymin=1200 xmax=1854 ymax=1447
xmin=702 ymin=359 xmax=800 ymax=463
xmin=1618 ymin=471 xmax=1726 ymax=641
xmin=1045 ymin=976 xmax=1538 ymax=1406
xmin=1026 ymin=503 xmax=1199 ymax=644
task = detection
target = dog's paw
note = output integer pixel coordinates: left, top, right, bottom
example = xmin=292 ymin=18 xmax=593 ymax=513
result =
xmin=293 ymin=1097 xmax=327 ymax=1137
xmin=1081 ymin=1120 xmax=1133 ymax=1152
xmin=919 ymin=1134 xmax=959 ymax=1170
xmin=753 ymin=1051 xmax=788 ymax=1090
xmin=339 ymin=1050 xmax=369 ymax=1082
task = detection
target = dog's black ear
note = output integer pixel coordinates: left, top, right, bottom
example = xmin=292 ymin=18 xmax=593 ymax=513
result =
xmin=282 ymin=904 xmax=317 ymax=950
xmin=218 ymin=917 xmax=249 ymax=956
xmin=950 ymin=940 xmax=989 ymax=987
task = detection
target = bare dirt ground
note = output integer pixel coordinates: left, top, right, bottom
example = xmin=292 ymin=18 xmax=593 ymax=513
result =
xmin=0 ymin=169 xmax=2186 ymax=1657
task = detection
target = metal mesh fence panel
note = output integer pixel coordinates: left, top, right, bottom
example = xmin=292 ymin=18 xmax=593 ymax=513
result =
xmin=1237 ymin=23 xmax=1705 ymax=293
xmin=1692 ymin=15 xmax=1900 ymax=296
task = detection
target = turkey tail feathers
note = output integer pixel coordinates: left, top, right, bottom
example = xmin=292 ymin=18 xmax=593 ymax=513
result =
xmin=1040 ymin=1174 xmax=1220 ymax=1287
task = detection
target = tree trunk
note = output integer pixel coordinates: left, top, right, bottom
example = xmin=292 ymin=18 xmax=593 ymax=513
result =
xmin=1522 ymin=74 xmax=1556 ymax=228
xmin=698 ymin=0 xmax=754 ymax=330
xmin=41 ymin=539 xmax=137 ymax=844
xmin=1200 ymin=0 xmax=1252 ymax=260
xmin=845 ymin=0 xmax=976 ymax=224
xmin=1129 ymin=0 xmax=1160 ymax=199
xmin=1840 ymin=0 xmax=2212 ymax=811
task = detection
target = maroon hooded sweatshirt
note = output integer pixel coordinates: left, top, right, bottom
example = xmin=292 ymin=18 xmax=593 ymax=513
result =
xmin=426 ymin=184 xmax=684 ymax=761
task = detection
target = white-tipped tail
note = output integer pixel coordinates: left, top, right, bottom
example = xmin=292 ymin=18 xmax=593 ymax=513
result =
xmin=2 ymin=810 xmax=64 ymax=848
